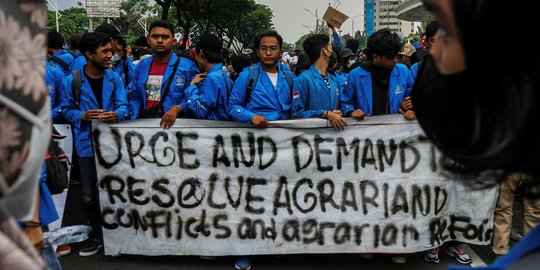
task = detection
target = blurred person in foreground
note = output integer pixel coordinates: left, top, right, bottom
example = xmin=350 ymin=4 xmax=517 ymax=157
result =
xmin=412 ymin=0 xmax=540 ymax=269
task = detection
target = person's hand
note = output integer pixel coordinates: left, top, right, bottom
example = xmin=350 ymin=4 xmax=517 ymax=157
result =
xmin=99 ymin=111 xmax=118 ymax=123
xmin=332 ymin=110 xmax=343 ymax=117
xmin=190 ymin=73 xmax=207 ymax=85
xmin=326 ymin=111 xmax=347 ymax=131
xmin=160 ymin=105 xmax=181 ymax=129
xmin=126 ymin=46 xmax=132 ymax=58
xmin=252 ymin=115 xmax=269 ymax=128
xmin=350 ymin=109 xmax=365 ymax=120
xmin=326 ymin=20 xmax=337 ymax=31
xmin=82 ymin=109 xmax=104 ymax=121
xmin=403 ymin=110 xmax=416 ymax=120
xmin=24 ymin=224 xmax=44 ymax=250
xmin=401 ymin=96 xmax=413 ymax=111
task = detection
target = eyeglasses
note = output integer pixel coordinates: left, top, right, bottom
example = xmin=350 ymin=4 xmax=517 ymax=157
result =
xmin=258 ymin=47 xmax=280 ymax=53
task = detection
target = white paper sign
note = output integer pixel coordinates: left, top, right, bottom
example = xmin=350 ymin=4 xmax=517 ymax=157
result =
xmin=93 ymin=115 xmax=498 ymax=256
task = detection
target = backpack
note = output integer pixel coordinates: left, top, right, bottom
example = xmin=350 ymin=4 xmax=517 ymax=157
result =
xmin=49 ymin=56 xmax=70 ymax=72
xmin=245 ymin=65 xmax=294 ymax=105
xmin=45 ymin=134 xmax=69 ymax=195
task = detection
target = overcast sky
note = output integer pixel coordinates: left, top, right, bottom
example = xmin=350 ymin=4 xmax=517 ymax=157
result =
xmin=57 ymin=0 xmax=364 ymax=43
xmin=256 ymin=0 xmax=364 ymax=43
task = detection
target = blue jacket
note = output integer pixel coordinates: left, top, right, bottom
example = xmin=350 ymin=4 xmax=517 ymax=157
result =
xmin=341 ymin=63 xmax=414 ymax=116
xmin=114 ymin=57 xmax=136 ymax=87
xmin=49 ymin=50 xmax=74 ymax=75
xmin=60 ymin=69 xmax=130 ymax=157
xmin=69 ymin=52 xmax=86 ymax=73
xmin=45 ymin=62 xmax=65 ymax=121
xmin=410 ymin=62 xmax=419 ymax=82
xmin=228 ymin=63 xmax=294 ymax=122
xmin=128 ymin=53 xmax=199 ymax=119
xmin=332 ymin=31 xmax=344 ymax=49
xmin=39 ymin=164 xmax=59 ymax=226
xmin=184 ymin=64 xmax=233 ymax=121
xmin=292 ymin=65 xmax=342 ymax=119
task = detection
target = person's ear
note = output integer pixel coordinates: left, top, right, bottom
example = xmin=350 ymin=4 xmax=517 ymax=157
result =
xmin=85 ymin=50 xmax=93 ymax=62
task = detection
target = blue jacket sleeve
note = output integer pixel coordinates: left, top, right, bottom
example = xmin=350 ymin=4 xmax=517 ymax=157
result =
xmin=332 ymin=31 xmax=344 ymax=49
xmin=184 ymin=75 xmax=219 ymax=119
xmin=228 ymin=71 xmax=256 ymax=123
xmin=51 ymin=70 xmax=64 ymax=121
xmin=111 ymin=74 xmax=130 ymax=121
xmin=126 ymin=79 xmax=141 ymax=120
xmin=405 ymin=67 xmax=414 ymax=97
xmin=341 ymin=73 xmax=357 ymax=116
xmin=60 ymin=76 xmax=84 ymax=128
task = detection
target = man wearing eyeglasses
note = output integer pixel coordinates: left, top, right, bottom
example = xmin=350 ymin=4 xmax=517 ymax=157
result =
xmin=228 ymin=30 xmax=295 ymax=128
xmin=340 ymin=29 xmax=414 ymax=121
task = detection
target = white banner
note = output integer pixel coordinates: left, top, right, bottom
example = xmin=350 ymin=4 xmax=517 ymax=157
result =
xmin=92 ymin=115 xmax=498 ymax=256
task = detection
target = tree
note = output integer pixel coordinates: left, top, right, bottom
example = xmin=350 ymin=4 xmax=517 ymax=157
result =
xmin=112 ymin=0 xmax=160 ymax=45
xmin=47 ymin=8 xmax=96 ymax=38
xmin=154 ymin=0 xmax=273 ymax=51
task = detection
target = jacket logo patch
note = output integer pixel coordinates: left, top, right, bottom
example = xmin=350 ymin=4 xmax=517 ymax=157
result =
xmin=176 ymin=77 xmax=185 ymax=86
xmin=395 ymin=84 xmax=403 ymax=94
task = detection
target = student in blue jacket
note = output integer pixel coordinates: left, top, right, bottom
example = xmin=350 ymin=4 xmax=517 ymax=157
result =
xmin=60 ymin=32 xmax=129 ymax=257
xmin=45 ymin=61 xmax=65 ymax=123
xmin=228 ymin=30 xmax=294 ymax=128
xmin=47 ymin=30 xmax=74 ymax=75
xmin=291 ymin=34 xmax=347 ymax=131
xmin=184 ymin=34 xmax=233 ymax=120
xmin=341 ymin=29 xmax=415 ymax=120
xmin=127 ymin=20 xmax=199 ymax=128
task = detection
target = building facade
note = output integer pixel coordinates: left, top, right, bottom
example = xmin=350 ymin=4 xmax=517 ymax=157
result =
xmin=364 ymin=0 xmax=422 ymax=36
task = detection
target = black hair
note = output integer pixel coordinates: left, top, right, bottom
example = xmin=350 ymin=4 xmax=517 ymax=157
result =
xmin=195 ymin=33 xmax=223 ymax=64
xmin=303 ymin=34 xmax=329 ymax=63
xmin=80 ymin=32 xmax=110 ymax=59
xmin=149 ymin=20 xmax=175 ymax=36
xmin=255 ymin=30 xmax=283 ymax=49
xmin=231 ymin=54 xmax=252 ymax=75
xmin=425 ymin=20 xmax=439 ymax=40
xmin=333 ymin=44 xmax=344 ymax=69
xmin=117 ymin=38 xmax=127 ymax=49
xmin=295 ymin=52 xmax=311 ymax=76
xmin=345 ymin=39 xmax=360 ymax=54
xmin=365 ymin=29 xmax=401 ymax=60
xmin=135 ymin=36 xmax=149 ymax=47
xmin=67 ymin=34 xmax=81 ymax=51
xmin=47 ymin=30 xmax=64 ymax=49
xmin=410 ymin=51 xmax=420 ymax=65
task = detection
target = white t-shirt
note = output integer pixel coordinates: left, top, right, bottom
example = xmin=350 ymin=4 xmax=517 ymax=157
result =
xmin=266 ymin=72 xmax=278 ymax=89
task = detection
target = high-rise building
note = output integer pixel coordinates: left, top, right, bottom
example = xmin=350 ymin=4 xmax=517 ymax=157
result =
xmin=364 ymin=0 xmax=422 ymax=36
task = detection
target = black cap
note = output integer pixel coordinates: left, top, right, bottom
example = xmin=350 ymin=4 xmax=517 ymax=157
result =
xmin=196 ymin=34 xmax=222 ymax=54
xmin=94 ymin=23 xmax=121 ymax=39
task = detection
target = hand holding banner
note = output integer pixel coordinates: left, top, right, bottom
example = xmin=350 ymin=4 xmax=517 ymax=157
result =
xmin=322 ymin=6 xmax=349 ymax=29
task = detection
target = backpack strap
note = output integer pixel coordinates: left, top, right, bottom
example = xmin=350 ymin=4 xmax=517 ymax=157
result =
xmin=50 ymin=56 xmax=70 ymax=72
xmin=281 ymin=69 xmax=294 ymax=95
xmin=71 ymin=70 xmax=82 ymax=108
xmin=159 ymin=57 xmax=181 ymax=113
xmin=245 ymin=65 xmax=259 ymax=106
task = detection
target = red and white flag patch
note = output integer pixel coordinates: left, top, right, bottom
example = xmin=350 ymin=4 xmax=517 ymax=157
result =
xmin=293 ymin=91 xmax=299 ymax=99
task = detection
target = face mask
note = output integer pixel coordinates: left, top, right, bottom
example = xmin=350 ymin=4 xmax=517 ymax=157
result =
xmin=111 ymin=53 xmax=121 ymax=63
xmin=412 ymin=54 xmax=476 ymax=160
xmin=348 ymin=59 xmax=356 ymax=68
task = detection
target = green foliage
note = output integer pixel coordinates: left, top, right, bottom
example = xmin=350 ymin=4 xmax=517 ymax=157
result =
xmin=282 ymin=42 xmax=294 ymax=53
xmin=112 ymin=0 xmax=160 ymax=44
xmin=156 ymin=0 xmax=273 ymax=51
xmin=47 ymin=8 xmax=101 ymax=38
